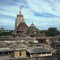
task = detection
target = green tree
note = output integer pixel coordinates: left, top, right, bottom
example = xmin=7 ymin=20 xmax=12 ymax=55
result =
xmin=0 ymin=31 xmax=13 ymax=36
xmin=46 ymin=27 xmax=59 ymax=37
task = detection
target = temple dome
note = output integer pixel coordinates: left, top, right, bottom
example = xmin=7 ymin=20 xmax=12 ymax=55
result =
xmin=17 ymin=13 xmax=23 ymax=17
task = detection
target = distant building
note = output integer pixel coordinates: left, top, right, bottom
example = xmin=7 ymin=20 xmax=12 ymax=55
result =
xmin=0 ymin=47 xmax=52 ymax=58
xmin=0 ymin=48 xmax=26 ymax=58
xmin=50 ymin=36 xmax=60 ymax=48
xmin=26 ymin=48 xmax=52 ymax=57
xmin=0 ymin=27 xmax=5 ymax=33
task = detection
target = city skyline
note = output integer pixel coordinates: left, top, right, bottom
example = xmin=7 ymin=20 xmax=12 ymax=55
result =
xmin=0 ymin=0 xmax=60 ymax=30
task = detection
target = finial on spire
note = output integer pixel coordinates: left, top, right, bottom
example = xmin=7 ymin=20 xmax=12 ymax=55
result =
xmin=31 ymin=22 xmax=34 ymax=26
xmin=32 ymin=22 xmax=33 ymax=24
xmin=19 ymin=5 xmax=22 ymax=14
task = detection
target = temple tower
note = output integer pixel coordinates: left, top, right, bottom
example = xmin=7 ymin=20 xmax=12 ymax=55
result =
xmin=15 ymin=6 xmax=28 ymax=36
xmin=15 ymin=6 xmax=24 ymax=29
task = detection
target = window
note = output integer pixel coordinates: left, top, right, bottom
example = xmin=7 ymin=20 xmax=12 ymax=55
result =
xmin=59 ymin=39 xmax=60 ymax=41
xmin=19 ymin=53 xmax=21 ymax=56
xmin=42 ymin=52 xmax=46 ymax=54
xmin=47 ymin=52 xmax=51 ymax=54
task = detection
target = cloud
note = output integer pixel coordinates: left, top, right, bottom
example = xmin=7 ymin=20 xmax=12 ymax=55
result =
xmin=0 ymin=18 xmax=15 ymax=30
xmin=0 ymin=0 xmax=60 ymax=30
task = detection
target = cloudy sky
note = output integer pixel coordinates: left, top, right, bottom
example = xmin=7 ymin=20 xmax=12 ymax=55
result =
xmin=0 ymin=0 xmax=60 ymax=30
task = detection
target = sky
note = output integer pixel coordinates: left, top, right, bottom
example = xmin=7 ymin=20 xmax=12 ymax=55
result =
xmin=0 ymin=0 xmax=60 ymax=30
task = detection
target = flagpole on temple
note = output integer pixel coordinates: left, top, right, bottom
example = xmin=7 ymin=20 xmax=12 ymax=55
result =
xmin=19 ymin=5 xmax=22 ymax=14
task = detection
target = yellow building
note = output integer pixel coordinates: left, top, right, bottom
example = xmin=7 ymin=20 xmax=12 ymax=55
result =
xmin=12 ymin=49 xmax=26 ymax=58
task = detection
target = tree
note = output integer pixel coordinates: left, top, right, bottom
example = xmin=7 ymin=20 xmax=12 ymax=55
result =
xmin=46 ymin=27 xmax=59 ymax=37
xmin=0 ymin=31 xmax=13 ymax=36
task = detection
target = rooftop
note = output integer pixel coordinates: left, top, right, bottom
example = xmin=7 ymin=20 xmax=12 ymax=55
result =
xmin=27 ymin=48 xmax=51 ymax=54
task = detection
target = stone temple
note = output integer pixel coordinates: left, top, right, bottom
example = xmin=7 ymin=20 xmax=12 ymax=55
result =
xmin=0 ymin=7 xmax=53 ymax=59
xmin=15 ymin=7 xmax=47 ymax=44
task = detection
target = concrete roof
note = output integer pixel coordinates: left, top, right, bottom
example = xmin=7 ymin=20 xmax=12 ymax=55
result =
xmin=0 ymin=48 xmax=13 ymax=52
xmin=27 ymin=48 xmax=51 ymax=54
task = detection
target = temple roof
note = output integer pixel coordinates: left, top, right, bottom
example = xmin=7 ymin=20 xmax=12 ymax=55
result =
xmin=27 ymin=48 xmax=51 ymax=54
xmin=25 ymin=23 xmax=41 ymax=36
xmin=16 ymin=21 xmax=28 ymax=32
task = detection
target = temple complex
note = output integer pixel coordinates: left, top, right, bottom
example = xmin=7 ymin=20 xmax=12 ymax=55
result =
xmin=0 ymin=7 xmax=54 ymax=60
xmin=15 ymin=7 xmax=47 ymax=44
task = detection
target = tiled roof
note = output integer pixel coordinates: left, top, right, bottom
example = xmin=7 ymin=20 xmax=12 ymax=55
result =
xmin=27 ymin=48 xmax=51 ymax=54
